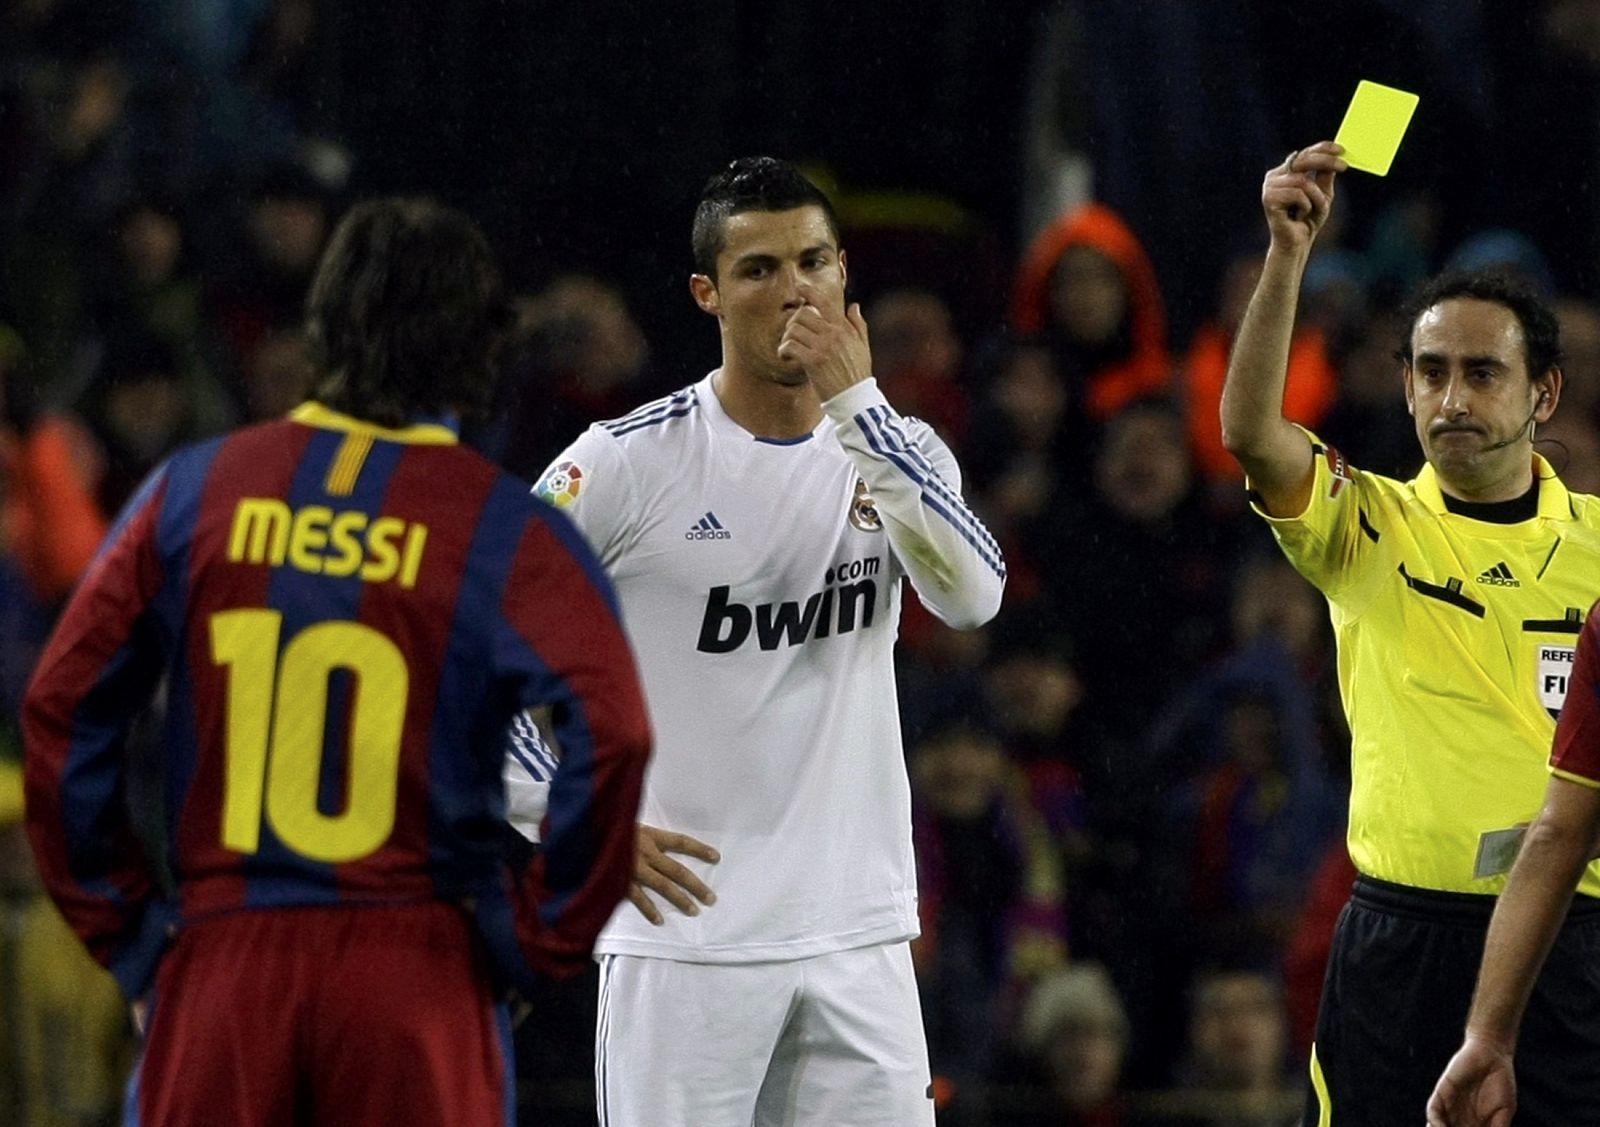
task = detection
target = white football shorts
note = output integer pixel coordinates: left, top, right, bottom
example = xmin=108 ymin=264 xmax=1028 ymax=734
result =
xmin=595 ymin=942 xmax=935 ymax=1126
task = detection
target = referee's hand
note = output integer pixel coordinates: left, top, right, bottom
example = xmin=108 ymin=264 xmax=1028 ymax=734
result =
xmin=629 ymin=823 xmax=720 ymax=925
xmin=1262 ymin=140 xmax=1346 ymax=254
xmin=1426 ymin=1034 xmax=1516 ymax=1127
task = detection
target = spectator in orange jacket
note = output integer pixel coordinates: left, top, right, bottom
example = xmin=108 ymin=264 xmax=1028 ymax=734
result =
xmin=0 ymin=326 xmax=106 ymax=606
xmin=1009 ymin=202 xmax=1172 ymax=424
xmin=0 ymin=324 xmax=107 ymax=757
xmin=1183 ymin=248 xmax=1338 ymax=483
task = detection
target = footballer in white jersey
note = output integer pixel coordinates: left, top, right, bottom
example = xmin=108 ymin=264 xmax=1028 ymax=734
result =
xmin=524 ymin=371 xmax=1003 ymax=958
xmin=508 ymin=157 xmax=1004 ymax=1127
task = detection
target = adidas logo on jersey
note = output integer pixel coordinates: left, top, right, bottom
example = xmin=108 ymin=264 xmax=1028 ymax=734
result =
xmin=685 ymin=512 xmax=732 ymax=541
xmin=1476 ymin=561 xmax=1519 ymax=587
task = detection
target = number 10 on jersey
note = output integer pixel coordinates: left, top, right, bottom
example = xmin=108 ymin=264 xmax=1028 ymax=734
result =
xmin=210 ymin=609 xmax=408 ymax=863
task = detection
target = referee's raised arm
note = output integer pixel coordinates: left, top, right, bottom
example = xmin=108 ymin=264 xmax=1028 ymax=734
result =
xmin=1221 ymin=140 xmax=1348 ymax=516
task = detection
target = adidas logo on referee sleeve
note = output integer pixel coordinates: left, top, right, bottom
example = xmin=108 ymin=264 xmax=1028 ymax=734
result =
xmin=1476 ymin=561 xmax=1520 ymax=587
xmin=685 ymin=512 xmax=732 ymax=541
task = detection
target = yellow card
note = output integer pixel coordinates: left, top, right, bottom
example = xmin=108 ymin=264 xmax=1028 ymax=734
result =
xmin=1334 ymin=80 xmax=1419 ymax=176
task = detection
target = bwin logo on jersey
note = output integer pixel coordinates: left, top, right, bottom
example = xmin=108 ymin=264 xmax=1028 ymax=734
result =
xmin=697 ymin=556 xmax=882 ymax=653
xmin=686 ymin=512 xmax=732 ymax=541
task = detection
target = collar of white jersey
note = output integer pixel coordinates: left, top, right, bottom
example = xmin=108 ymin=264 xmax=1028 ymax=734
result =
xmin=289 ymin=401 xmax=460 ymax=445
xmin=702 ymin=370 xmax=826 ymax=444
xmin=1413 ymin=454 xmax=1572 ymax=521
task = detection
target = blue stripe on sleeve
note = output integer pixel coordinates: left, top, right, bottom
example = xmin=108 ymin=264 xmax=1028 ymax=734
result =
xmin=873 ymin=408 xmax=1007 ymax=564
xmin=606 ymin=404 xmax=696 ymax=437
xmin=601 ymin=387 xmax=699 ymax=437
xmin=855 ymin=408 xmax=1007 ymax=579
xmin=506 ymin=711 xmax=559 ymax=781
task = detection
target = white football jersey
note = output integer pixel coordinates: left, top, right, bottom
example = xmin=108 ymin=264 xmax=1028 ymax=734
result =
xmin=515 ymin=373 xmax=1004 ymax=962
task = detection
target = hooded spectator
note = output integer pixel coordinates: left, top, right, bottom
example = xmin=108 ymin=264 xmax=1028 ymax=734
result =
xmin=1008 ymin=202 xmax=1171 ymax=423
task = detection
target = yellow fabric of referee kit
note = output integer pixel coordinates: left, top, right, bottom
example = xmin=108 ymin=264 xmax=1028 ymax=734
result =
xmin=1254 ymin=429 xmax=1600 ymax=896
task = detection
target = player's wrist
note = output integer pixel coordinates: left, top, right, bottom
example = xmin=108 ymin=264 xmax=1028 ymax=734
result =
xmin=1263 ymin=237 xmax=1313 ymax=267
xmin=818 ymin=374 xmax=881 ymax=416
xmin=1462 ymin=1025 xmax=1517 ymax=1060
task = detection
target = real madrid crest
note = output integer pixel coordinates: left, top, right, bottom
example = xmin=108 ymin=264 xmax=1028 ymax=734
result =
xmin=849 ymin=477 xmax=883 ymax=532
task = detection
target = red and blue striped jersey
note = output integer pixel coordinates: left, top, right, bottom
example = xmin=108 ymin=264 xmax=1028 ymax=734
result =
xmin=24 ymin=402 xmax=650 ymax=996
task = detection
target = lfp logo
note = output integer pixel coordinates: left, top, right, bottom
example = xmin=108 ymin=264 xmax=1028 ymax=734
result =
xmin=537 ymin=461 xmax=584 ymax=508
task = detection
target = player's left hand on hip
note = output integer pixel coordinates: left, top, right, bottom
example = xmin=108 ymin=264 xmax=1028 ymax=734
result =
xmin=629 ymin=823 xmax=720 ymax=926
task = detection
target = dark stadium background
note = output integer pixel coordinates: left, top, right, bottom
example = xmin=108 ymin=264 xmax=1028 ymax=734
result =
xmin=328 ymin=2 xmax=1600 ymax=363
xmin=8 ymin=0 xmax=1600 ymax=1123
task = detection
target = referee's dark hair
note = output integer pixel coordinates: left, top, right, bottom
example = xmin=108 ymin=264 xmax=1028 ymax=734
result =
xmin=691 ymin=157 xmax=842 ymax=281
xmin=306 ymin=197 xmax=509 ymax=429
xmin=1395 ymin=271 xmax=1563 ymax=382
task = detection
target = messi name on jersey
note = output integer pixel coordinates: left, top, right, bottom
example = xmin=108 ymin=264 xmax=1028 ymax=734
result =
xmin=227 ymin=497 xmax=429 ymax=587
xmin=698 ymin=556 xmax=881 ymax=653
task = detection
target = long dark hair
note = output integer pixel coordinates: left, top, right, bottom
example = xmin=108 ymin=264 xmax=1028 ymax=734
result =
xmin=306 ymin=197 xmax=506 ymax=427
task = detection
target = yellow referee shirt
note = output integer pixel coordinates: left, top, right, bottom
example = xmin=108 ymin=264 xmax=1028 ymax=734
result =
xmin=1254 ymin=432 xmax=1600 ymax=895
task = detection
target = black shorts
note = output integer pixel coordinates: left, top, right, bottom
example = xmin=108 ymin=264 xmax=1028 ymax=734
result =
xmin=1306 ymin=875 xmax=1600 ymax=1126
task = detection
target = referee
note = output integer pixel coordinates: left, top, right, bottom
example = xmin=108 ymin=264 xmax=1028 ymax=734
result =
xmin=1221 ymin=140 xmax=1600 ymax=1125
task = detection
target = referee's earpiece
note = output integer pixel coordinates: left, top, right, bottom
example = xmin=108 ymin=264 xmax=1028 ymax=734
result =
xmin=1484 ymin=387 xmax=1552 ymax=452
xmin=1533 ymin=387 xmax=1552 ymax=422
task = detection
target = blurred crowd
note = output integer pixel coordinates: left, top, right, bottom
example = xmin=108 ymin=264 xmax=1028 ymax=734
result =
xmin=9 ymin=1 xmax=1600 ymax=1125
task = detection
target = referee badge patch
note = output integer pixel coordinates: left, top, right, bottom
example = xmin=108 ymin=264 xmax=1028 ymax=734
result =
xmin=1323 ymin=444 xmax=1353 ymax=499
xmin=1539 ymin=643 xmax=1577 ymax=719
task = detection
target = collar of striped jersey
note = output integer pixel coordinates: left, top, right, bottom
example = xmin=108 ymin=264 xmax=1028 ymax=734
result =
xmin=289 ymin=401 xmax=460 ymax=445
xmin=1414 ymin=453 xmax=1571 ymax=520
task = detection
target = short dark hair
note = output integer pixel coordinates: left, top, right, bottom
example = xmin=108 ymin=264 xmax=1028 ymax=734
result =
xmin=691 ymin=157 xmax=841 ymax=280
xmin=1396 ymin=271 xmax=1563 ymax=382
xmin=306 ymin=198 xmax=506 ymax=428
